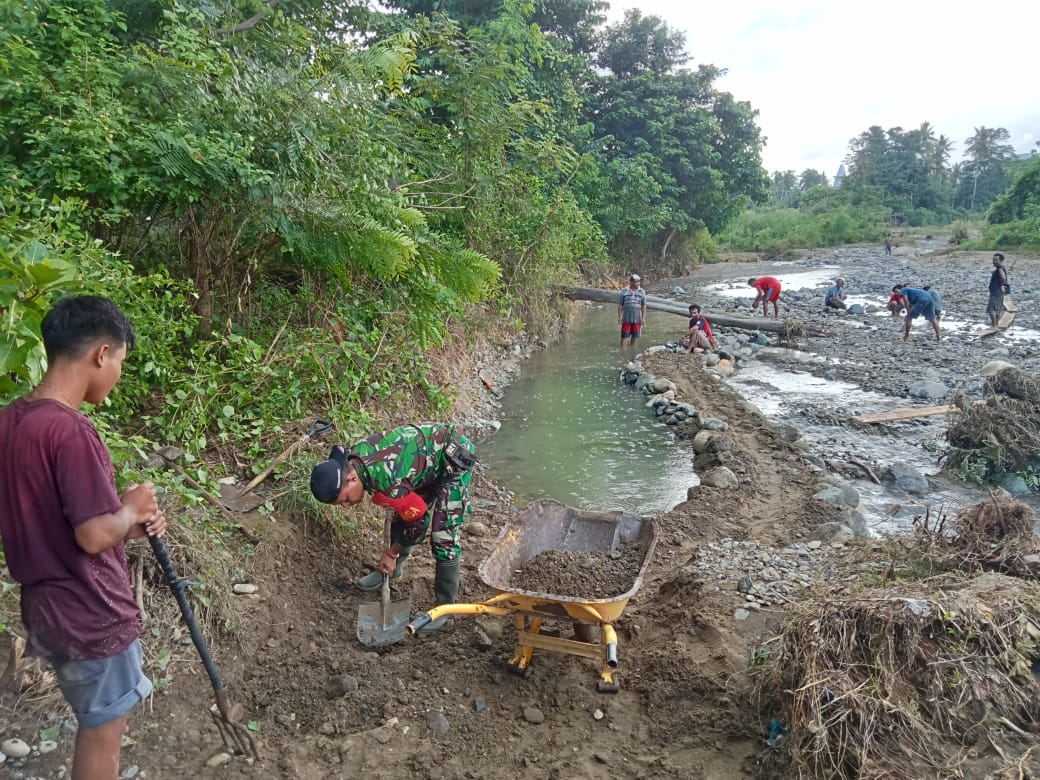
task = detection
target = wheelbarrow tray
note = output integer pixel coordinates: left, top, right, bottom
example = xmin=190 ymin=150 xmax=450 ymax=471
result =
xmin=477 ymin=498 xmax=658 ymax=623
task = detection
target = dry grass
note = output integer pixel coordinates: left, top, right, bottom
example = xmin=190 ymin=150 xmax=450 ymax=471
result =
xmin=752 ymin=496 xmax=1040 ymax=780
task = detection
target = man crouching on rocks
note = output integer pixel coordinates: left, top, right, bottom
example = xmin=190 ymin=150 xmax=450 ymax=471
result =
xmin=310 ymin=423 xmax=476 ymax=633
xmin=897 ymin=286 xmax=942 ymax=342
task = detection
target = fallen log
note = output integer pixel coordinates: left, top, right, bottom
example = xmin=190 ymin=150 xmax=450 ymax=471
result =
xmin=561 ymin=286 xmax=821 ymax=335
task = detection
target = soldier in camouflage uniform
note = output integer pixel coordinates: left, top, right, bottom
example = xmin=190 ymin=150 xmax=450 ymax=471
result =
xmin=309 ymin=423 xmax=476 ymax=632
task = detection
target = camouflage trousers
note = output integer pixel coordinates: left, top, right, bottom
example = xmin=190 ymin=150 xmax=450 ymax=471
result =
xmin=390 ymin=469 xmax=472 ymax=562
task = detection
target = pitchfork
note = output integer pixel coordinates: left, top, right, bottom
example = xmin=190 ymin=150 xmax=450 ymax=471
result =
xmin=148 ymin=536 xmax=260 ymax=760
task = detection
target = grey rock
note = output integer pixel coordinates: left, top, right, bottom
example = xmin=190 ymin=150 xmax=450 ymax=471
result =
xmin=981 ymin=360 xmax=1015 ymax=378
xmin=427 ymin=711 xmax=450 ymax=735
xmin=810 ymin=522 xmax=855 ymax=544
xmin=813 ymin=483 xmax=860 ymax=510
xmin=334 ymin=674 xmax=359 ymax=697
xmin=1 ymin=740 xmax=30 ymax=759
xmin=774 ymin=423 xmax=802 ymax=443
xmin=474 ymin=698 xmax=487 ymax=713
xmin=523 ymin=707 xmax=545 ymax=724
xmin=847 ymin=304 xmax=865 ymax=315
xmin=733 ymin=608 xmax=750 ymax=621
xmin=699 ymin=417 xmax=729 ymax=431
xmin=703 ymin=352 xmax=721 ymax=367
xmin=463 ymin=521 xmax=488 ymax=537
xmin=700 ymin=466 xmax=738 ymax=489
xmin=907 ymin=380 xmax=948 ymax=401
xmin=998 ymin=472 xmax=1031 ymax=495
xmin=884 ymin=463 xmax=929 ymax=495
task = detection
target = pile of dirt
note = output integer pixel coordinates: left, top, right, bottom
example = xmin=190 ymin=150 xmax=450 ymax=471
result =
xmin=751 ymin=570 xmax=1040 ymax=780
xmin=508 ymin=537 xmax=649 ymax=597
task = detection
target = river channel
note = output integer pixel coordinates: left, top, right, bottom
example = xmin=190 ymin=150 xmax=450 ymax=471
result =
xmin=482 ymin=267 xmax=1040 ymax=534
xmin=481 ymin=304 xmax=693 ymax=515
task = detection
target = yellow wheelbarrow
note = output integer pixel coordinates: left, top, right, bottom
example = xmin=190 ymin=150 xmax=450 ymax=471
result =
xmin=406 ymin=498 xmax=658 ymax=692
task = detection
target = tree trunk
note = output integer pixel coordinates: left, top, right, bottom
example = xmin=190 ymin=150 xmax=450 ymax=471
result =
xmin=560 ymin=286 xmax=821 ymax=335
xmin=185 ymin=206 xmax=213 ymax=334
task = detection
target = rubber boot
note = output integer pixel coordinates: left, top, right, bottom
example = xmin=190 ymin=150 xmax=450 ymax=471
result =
xmin=356 ymin=546 xmax=411 ymax=591
xmin=419 ymin=558 xmax=461 ymax=634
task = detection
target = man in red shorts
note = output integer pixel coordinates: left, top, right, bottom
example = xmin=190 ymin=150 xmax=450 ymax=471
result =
xmin=618 ymin=273 xmax=647 ymax=348
xmin=748 ymin=276 xmax=782 ymax=319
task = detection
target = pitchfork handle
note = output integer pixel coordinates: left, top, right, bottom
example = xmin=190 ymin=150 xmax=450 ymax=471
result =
xmin=148 ymin=535 xmax=228 ymax=706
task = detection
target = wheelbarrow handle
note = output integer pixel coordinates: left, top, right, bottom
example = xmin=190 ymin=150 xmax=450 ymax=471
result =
xmin=148 ymin=535 xmax=227 ymax=699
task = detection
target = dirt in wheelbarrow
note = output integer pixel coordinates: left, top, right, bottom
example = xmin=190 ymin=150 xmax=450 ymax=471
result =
xmin=509 ymin=537 xmax=649 ymax=597
xmin=0 ymin=344 xmax=846 ymax=780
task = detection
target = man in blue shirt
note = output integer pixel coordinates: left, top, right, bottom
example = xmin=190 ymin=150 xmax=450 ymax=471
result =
xmin=896 ymin=285 xmax=941 ymax=342
xmin=824 ymin=278 xmax=847 ymax=309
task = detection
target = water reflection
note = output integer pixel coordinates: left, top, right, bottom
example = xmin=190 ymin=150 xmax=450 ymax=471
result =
xmin=481 ymin=305 xmax=694 ymax=515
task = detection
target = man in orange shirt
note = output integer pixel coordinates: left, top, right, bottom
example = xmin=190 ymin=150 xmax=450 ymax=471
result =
xmin=748 ymin=276 xmax=781 ymax=319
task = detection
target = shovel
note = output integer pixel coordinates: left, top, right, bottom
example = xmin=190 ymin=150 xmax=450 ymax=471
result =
xmin=220 ymin=418 xmax=334 ymax=513
xmin=356 ymin=515 xmax=411 ymax=646
xmin=148 ymin=535 xmax=260 ymax=760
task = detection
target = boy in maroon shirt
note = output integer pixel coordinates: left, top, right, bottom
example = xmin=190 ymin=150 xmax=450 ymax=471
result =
xmin=0 ymin=296 xmax=166 ymax=780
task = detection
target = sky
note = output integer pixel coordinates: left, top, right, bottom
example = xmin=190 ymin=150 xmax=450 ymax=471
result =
xmin=606 ymin=0 xmax=1040 ymax=176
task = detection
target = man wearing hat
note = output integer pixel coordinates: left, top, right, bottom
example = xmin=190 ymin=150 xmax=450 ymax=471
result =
xmin=310 ymin=423 xmax=476 ymax=632
xmin=618 ymin=273 xmax=647 ymax=348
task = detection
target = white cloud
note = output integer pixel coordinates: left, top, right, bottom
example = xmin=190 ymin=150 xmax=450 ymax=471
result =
xmin=606 ymin=1 xmax=1040 ymax=174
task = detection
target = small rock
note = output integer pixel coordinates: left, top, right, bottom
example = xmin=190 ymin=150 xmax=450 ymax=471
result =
xmin=464 ymin=522 xmax=488 ymax=537
xmin=334 ymin=674 xmax=359 ymax=697
xmin=38 ymin=740 xmax=58 ymax=755
xmin=471 ymin=626 xmax=493 ymax=652
xmin=807 ymin=540 xmax=822 ymax=550
xmin=427 ymin=711 xmax=450 ymax=735
xmin=593 ymin=709 xmax=604 ymax=721
xmin=523 ymin=707 xmax=545 ymax=724
xmin=474 ymin=698 xmax=487 ymax=713
xmin=206 ymin=752 xmax=232 ymax=768
xmin=232 ymin=583 xmax=259 ymax=595
xmin=593 ymin=752 xmax=610 ymax=764
xmin=733 ymin=608 xmax=750 ymax=621
xmin=121 ymin=766 xmax=140 ymax=779
xmin=1 ymin=739 xmax=30 ymax=759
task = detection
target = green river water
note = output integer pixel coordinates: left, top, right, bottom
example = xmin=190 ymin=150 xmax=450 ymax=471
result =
xmin=480 ymin=304 xmax=694 ymax=515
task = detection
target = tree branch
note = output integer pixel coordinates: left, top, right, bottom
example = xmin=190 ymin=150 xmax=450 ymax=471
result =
xmin=214 ymin=0 xmax=281 ymax=38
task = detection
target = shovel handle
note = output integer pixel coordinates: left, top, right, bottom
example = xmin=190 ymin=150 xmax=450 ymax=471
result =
xmin=238 ymin=417 xmax=334 ymax=497
xmin=148 ymin=535 xmax=227 ymax=699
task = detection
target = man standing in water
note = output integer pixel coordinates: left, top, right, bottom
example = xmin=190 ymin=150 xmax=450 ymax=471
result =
xmin=897 ymin=286 xmax=942 ymax=342
xmin=988 ymin=252 xmax=1010 ymax=328
xmin=618 ymin=274 xmax=646 ymax=348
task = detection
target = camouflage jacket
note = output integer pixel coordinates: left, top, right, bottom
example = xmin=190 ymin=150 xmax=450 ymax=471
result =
xmin=348 ymin=424 xmax=468 ymax=497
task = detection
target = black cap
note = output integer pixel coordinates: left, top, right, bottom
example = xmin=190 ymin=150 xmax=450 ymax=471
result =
xmin=310 ymin=446 xmax=348 ymax=503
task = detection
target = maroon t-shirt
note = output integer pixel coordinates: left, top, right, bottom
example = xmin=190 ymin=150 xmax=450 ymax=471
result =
xmin=0 ymin=398 xmax=141 ymax=660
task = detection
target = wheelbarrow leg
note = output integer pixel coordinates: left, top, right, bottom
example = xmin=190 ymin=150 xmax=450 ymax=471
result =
xmin=596 ymin=623 xmax=620 ymax=694
xmin=505 ymin=614 xmax=542 ymax=678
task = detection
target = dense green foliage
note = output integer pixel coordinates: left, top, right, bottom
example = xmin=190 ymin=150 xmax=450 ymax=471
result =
xmin=981 ymin=156 xmax=1040 ymax=249
xmin=0 ymin=0 xmax=770 ymax=479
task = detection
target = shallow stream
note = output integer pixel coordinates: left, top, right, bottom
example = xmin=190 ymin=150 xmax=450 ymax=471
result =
xmin=482 ymin=271 xmax=1040 ymax=534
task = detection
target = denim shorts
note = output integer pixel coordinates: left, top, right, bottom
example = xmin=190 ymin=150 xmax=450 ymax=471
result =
xmin=908 ymin=299 xmax=935 ymax=322
xmin=50 ymin=639 xmax=153 ymax=728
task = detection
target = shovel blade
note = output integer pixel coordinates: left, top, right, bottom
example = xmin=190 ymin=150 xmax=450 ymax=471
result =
xmin=356 ymin=598 xmax=411 ymax=647
xmin=217 ymin=483 xmax=268 ymax=513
